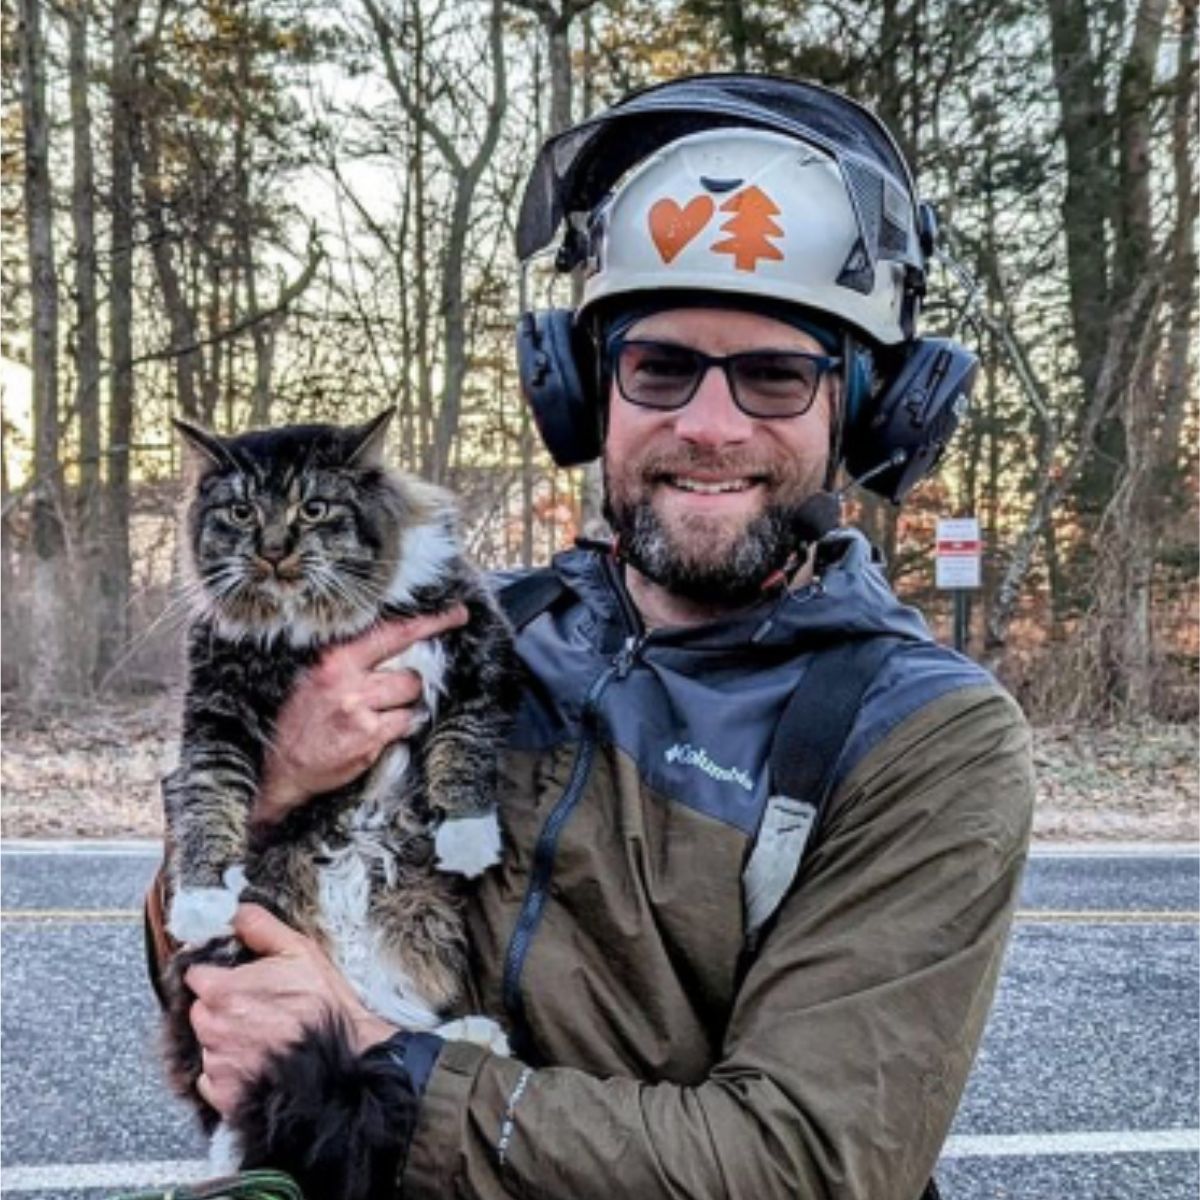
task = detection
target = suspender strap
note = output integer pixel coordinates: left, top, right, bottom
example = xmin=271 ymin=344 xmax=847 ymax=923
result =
xmin=497 ymin=568 xmax=569 ymax=631
xmin=743 ymin=635 xmax=902 ymax=949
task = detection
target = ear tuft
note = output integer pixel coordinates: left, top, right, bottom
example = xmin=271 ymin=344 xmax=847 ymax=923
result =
xmin=174 ymin=419 xmax=232 ymax=471
xmin=345 ymin=408 xmax=397 ymax=468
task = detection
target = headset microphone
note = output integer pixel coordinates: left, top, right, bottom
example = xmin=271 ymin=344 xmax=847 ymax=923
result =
xmin=790 ymin=447 xmax=908 ymax=548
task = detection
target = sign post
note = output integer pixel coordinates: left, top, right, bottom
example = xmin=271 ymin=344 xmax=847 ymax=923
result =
xmin=935 ymin=517 xmax=982 ymax=653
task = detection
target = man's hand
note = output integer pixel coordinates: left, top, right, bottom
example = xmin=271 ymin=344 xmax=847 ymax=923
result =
xmin=187 ymin=904 xmax=397 ymax=1119
xmin=256 ymin=606 xmax=469 ymax=826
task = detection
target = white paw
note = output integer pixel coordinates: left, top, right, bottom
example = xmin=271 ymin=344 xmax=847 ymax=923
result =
xmin=208 ymin=1121 xmax=243 ymax=1175
xmin=168 ymin=883 xmax=239 ymax=945
xmin=436 ymin=1014 xmax=511 ymax=1056
xmin=434 ymin=812 xmax=502 ymax=878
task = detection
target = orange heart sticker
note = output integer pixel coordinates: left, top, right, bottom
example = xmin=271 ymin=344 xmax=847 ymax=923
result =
xmin=648 ymin=195 xmax=715 ymax=263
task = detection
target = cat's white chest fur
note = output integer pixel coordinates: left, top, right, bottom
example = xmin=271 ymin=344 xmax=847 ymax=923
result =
xmin=358 ymin=638 xmax=448 ymax=813
xmin=315 ymin=835 xmax=441 ymax=1029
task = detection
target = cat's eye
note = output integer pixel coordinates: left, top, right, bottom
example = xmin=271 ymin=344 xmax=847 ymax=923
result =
xmin=299 ymin=499 xmax=329 ymax=523
xmin=226 ymin=502 xmax=255 ymax=526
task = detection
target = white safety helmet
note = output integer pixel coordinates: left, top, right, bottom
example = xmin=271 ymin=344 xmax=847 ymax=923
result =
xmin=580 ymin=127 xmax=915 ymax=346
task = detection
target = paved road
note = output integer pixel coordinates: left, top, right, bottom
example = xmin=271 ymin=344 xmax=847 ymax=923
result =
xmin=2 ymin=841 xmax=1197 ymax=1198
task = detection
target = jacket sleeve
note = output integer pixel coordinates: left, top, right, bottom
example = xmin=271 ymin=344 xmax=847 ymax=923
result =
xmin=401 ymin=686 xmax=1035 ymax=1200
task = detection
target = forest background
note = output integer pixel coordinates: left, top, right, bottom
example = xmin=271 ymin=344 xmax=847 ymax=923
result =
xmin=2 ymin=0 xmax=1197 ymax=805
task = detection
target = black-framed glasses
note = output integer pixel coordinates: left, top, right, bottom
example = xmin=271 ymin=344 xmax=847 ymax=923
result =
xmin=609 ymin=338 xmax=840 ymax=420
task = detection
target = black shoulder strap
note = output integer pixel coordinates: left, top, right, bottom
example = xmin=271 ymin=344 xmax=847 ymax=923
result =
xmin=771 ymin=634 xmax=902 ymax=803
xmin=497 ymin=568 xmax=569 ymax=631
xmin=743 ymin=634 xmax=902 ymax=949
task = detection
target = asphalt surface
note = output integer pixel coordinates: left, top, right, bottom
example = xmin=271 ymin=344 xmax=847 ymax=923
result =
xmin=1 ymin=842 xmax=1197 ymax=1199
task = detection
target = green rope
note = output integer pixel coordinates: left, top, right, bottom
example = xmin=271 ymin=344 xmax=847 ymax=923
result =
xmin=110 ymin=1168 xmax=304 ymax=1200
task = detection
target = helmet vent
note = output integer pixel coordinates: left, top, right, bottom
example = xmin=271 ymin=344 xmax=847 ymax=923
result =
xmin=841 ymin=157 xmax=883 ymax=268
xmin=880 ymin=179 xmax=911 ymax=255
xmin=837 ymin=238 xmax=875 ymax=294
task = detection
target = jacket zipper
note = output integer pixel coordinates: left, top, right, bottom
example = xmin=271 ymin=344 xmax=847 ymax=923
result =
xmin=501 ymin=630 xmax=646 ymax=1032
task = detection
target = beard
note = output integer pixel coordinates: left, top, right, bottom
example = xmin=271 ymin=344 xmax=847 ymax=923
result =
xmin=602 ymin=444 xmax=828 ymax=607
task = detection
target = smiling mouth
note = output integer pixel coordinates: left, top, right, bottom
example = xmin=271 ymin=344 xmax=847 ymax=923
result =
xmin=660 ymin=474 xmax=765 ymax=495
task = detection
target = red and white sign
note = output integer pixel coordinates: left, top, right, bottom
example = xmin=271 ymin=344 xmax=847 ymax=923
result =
xmin=936 ymin=517 xmax=982 ymax=589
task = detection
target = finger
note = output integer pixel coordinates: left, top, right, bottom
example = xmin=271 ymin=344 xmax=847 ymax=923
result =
xmin=343 ymin=607 xmax=468 ymax=671
xmin=189 ymin=998 xmax=215 ymax=1042
xmin=232 ymin=903 xmax=304 ymax=955
xmin=360 ymin=669 xmax=424 ymax=712
xmin=372 ymin=706 xmax=422 ymax=746
xmin=185 ymin=964 xmax=230 ymax=1000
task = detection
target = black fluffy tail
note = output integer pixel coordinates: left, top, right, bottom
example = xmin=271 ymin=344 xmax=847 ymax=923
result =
xmin=231 ymin=1016 xmax=417 ymax=1200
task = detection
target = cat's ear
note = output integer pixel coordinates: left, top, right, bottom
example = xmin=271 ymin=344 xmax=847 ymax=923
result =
xmin=174 ymin=419 xmax=233 ymax=471
xmin=345 ymin=407 xmax=396 ymax=467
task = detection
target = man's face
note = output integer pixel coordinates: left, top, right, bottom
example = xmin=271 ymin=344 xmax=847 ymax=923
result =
xmin=602 ymin=307 xmax=836 ymax=606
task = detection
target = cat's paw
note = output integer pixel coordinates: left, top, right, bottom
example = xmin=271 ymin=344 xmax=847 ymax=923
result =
xmin=436 ymin=1014 xmax=511 ymax=1056
xmin=168 ymin=866 xmax=246 ymax=944
xmin=434 ymin=811 xmax=502 ymax=878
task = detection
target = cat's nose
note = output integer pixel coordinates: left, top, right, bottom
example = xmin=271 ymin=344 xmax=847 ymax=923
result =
xmin=259 ymin=544 xmax=287 ymax=564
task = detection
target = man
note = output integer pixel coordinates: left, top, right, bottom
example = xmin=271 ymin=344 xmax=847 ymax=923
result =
xmin=176 ymin=75 xmax=1033 ymax=1199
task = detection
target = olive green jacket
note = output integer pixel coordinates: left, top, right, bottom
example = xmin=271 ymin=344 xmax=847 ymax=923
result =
xmin=402 ymin=535 xmax=1034 ymax=1200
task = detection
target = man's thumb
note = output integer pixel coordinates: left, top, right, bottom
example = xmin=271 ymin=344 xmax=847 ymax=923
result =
xmin=233 ymin=902 xmax=301 ymax=953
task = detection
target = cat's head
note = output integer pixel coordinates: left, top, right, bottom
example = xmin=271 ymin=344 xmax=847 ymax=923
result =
xmin=176 ymin=409 xmax=458 ymax=644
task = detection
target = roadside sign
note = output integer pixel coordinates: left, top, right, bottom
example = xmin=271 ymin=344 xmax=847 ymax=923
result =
xmin=936 ymin=517 xmax=981 ymax=590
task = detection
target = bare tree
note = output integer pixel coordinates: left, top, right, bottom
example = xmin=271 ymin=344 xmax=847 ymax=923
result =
xmin=62 ymin=0 xmax=103 ymax=683
xmin=362 ymin=0 xmax=508 ymax=483
xmin=510 ymin=0 xmax=605 ymax=533
xmin=19 ymin=0 xmax=79 ymax=702
xmin=98 ymin=0 xmax=139 ymax=682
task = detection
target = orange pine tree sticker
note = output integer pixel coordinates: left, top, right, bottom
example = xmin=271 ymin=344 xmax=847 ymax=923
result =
xmin=711 ymin=186 xmax=784 ymax=271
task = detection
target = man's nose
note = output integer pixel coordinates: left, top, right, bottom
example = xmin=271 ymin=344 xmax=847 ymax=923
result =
xmin=672 ymin=364 xmax=754 ymax=446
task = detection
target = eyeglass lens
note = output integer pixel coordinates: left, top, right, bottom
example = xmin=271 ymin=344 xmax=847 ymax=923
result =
xmin=615 ymin=341 xmax=827 ymax=418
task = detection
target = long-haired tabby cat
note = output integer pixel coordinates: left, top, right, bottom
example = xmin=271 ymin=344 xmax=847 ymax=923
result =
xmin=158 ymin=408 xmax=516 ymax=1177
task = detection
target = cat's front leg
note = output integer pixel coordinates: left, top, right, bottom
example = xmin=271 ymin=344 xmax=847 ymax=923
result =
xmin=422 ymin=694 xmax=509 ymax=878
xmin=163 ymin=745 xmax=259 ymax=945
xmin=435 ymin=1014 xmax=511 ymax=1056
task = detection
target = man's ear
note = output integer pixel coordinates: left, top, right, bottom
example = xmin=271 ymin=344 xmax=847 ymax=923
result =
xmin=174 ymin=419 xmax=233 ymax=472
xmin=346 ymin=407 xmax=396 ymax=467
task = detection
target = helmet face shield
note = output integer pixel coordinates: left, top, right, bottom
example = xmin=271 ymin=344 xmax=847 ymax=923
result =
xmin=580 ymin=129 xmax=913 ymax=345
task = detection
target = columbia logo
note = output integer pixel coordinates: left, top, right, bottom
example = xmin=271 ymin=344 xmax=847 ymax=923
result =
xmin=664 ymin=742 xmax=754 ymax=793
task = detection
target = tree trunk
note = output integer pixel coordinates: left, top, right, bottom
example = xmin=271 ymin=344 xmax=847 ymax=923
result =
xmin=1082 ymin=0 xmax=1174 ymax=715
xmin=1162 ymin=0 xmax=1197 ymax=450
xmin=65 ymin=0 xmax=103 ymax=686
xmin=99 ymin=0 xmax=138 ymax=685
xmin=421 ymin=0 xmax=508 ymax=483
xmin=20 ymin=0 xmax=79 ymax=703
xmin=984 ymin=276 xmax=1160 ymax=660
xmin=135 ymin=112 xmax=204 ymax=421
xmin=1047 ymin=0 xmax=1112 ymax=401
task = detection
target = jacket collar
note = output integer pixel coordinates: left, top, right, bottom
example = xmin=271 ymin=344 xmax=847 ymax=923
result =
xmin=550 ymin=529 xmax=932 ymax=653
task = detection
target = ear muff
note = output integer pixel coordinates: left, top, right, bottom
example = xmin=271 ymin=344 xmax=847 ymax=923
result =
xmin=516 ymin=308 xmax=601 ymax=467
xmin=842 ymin=344 xmax=873 ymax=428
xmin=844 ymin=337 xmax=978 ymax=503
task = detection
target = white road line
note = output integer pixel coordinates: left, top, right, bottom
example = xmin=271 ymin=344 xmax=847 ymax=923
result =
xmin=1030 ymin=843 xmax=1199 ymax=858
xmin=3 ymin=1130 xmax=1197 ymax=1191
xmin=943 ymin=1128 xmax=1200 ymax=1158
xmin=0 ymin=839 xmax=162 ymax=855
xmin=0 ymin=1158 xmax=207 ymax=1193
